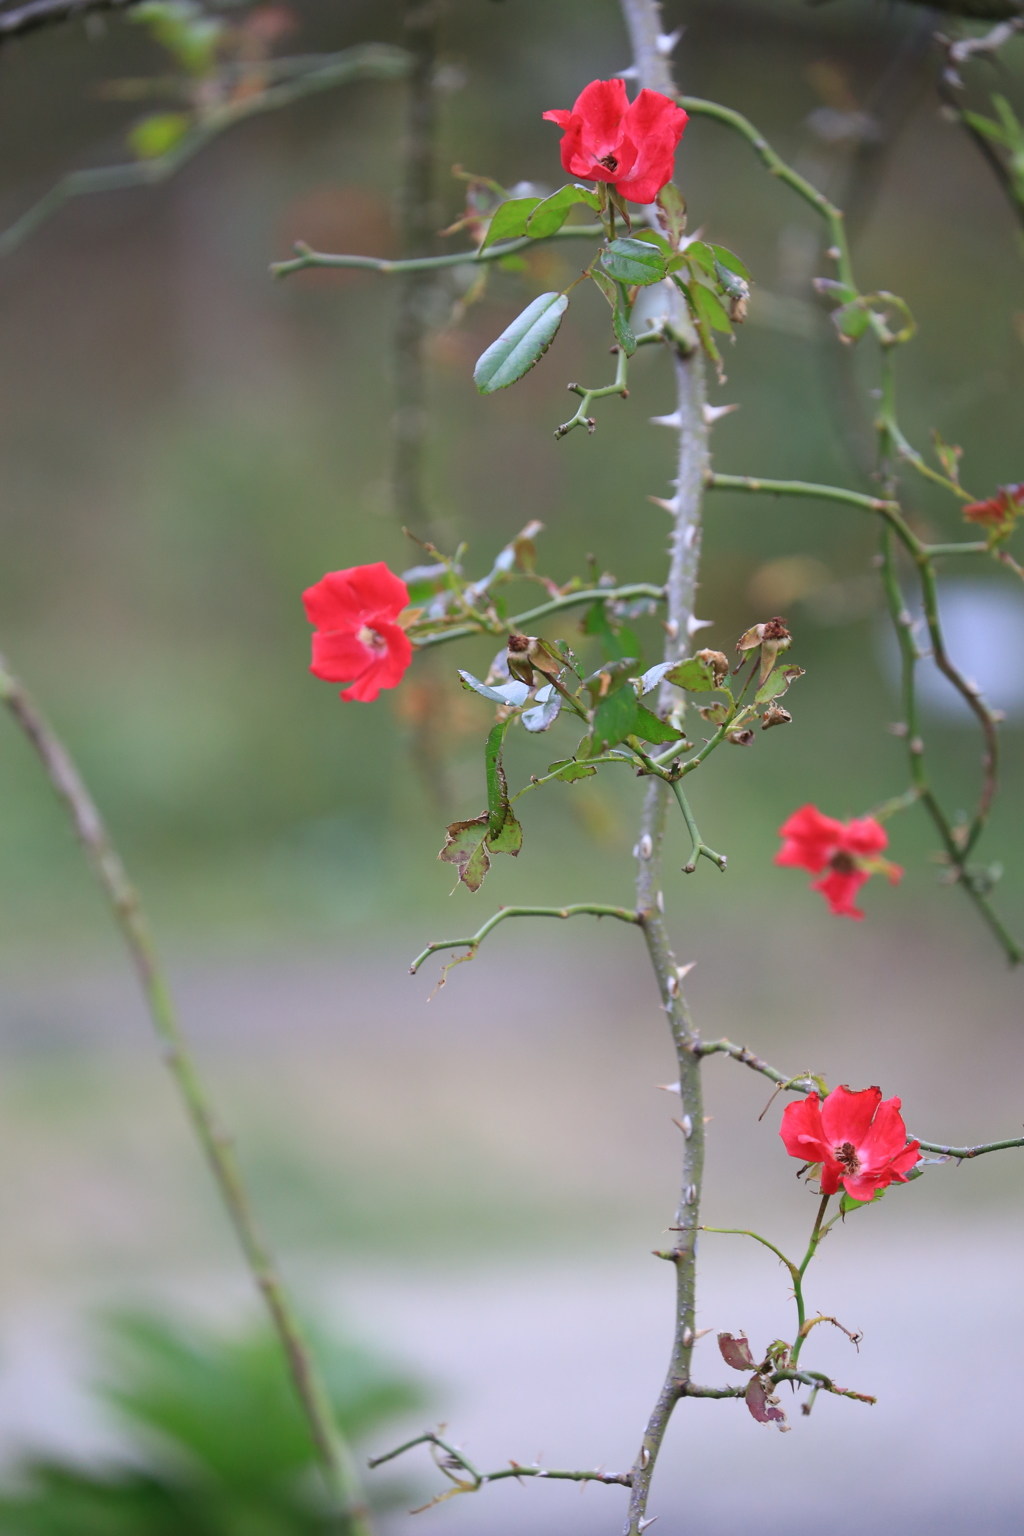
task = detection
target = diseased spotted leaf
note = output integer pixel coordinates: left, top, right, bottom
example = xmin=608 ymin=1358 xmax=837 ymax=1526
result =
xmin=479 ymin=196 xmax=541 ymax=251
xmin=718 ymin=1333 xmax=757 ymax=1372
xmin=439 ymin=816 xmax=493 ymax=892
xmin=487 ymin=810 xmax=523 ymax=854
xmin=601 ymin=237 xmax=667 ymax=287
xmin=754 ymin=665 xmax=805 ymax=706
xmin=474 ymin=292 xmax=569 ymax=394
xmin=485 ymin=720 xmax=512 ymax=836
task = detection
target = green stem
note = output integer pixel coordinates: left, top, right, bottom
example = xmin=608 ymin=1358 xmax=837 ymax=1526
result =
xmin=788 ymin=1194 xmax=831 ymax=1367
xmin=410 ymin=582 xmax=665 ymax=650
xmin=554 ymin=344 xmax=631 ymax=439
xmin=0 ymin=654 xmax=373 ymax=1535
xmin=271 ymin=223 xmax=603 ymax=279
xmin=670 ymin=779 xmax=727 ymax=872
xmin=678 ymin=96 xmax=855 ymax=290
xmin=409 ymin=902 xmax=641 ymax=975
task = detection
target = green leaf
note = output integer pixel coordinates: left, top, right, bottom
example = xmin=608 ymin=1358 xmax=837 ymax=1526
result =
xmin=690 ymin=281 xmax=733 ymax=335
xmin=634 ymin=705 xmax=684 ymax=744
xmin=548 ymin=757 xmax=597 ymax=783
xmin=665 ymin=654 xmax=721 ymax=692
xmin=629 ymin=227 xmax=673 ymax=254
xmin=831 ymin=301 xmax=871 ymax=343
xmin=589 ymin=267 xmax=618 ymax=311
xmin=684 ymin=240 xmax=718 ymax=276
xmin=655 ymin=182 xmax=687 ymax=248
xmin=474 ymin=292 xmax=569 ymax=394
xmin=591 ymin=685 xmax=640 ymax=750
xmin=755 ymin=664 xmax=805 ymax=705
xmin=601 ymin=237 xmax=667 ymax=287
xmin=479 ymin=196 xmax=541 ymax=251
xmin=526 ymin=183 xmax=601 ymax=239
xmin=131 ymin=1 xmax=222 ymax=74
xmin=128 ymin=111 xmax=191 ymax=160
xmin=710 ymin=244 xmax=751 ymax=281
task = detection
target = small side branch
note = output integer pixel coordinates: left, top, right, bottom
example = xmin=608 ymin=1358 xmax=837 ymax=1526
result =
xmin=367 ymin=1431 xmax=631 ymax=1507
xmin=271 ymin=223 xmax=602 ymax=280
xmin=679 ymin=96 xmax=855 ymax=290
xmin=0 ymin=0 xmax=141 ymax=44
xmin=705 ymin=470 xmax=919 ymax=555
xmin=694 ymin=1037 xmax=817 ymax=1092
xmin=410 ymin=903 xmax=641 ymax=978
xmin=411 ymin=581 xmax=666 ymax=650
xmin=0 ymin=46 xmax=413 ymax=260
xmin=670 ymin=781 xmax=727 ymax=872
xmin=683 ymin=1372 xmax=874 ymax=1406
xmin=915 ymin=1135 xmax=1024 ymax=1159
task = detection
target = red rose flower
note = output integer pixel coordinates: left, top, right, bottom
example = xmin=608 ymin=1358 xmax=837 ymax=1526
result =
xmin=775 ymin=804 xmax=901 ymax=920
xmin=303 ymin=561 xmax=412 ymax=702
xmin=963 ymin=483 xmax=1024 ymax=533
xmin=543 ymin=78 xmax=688 ymax=206
xmin=781 ymin=1085 xmax=920 ymax=1204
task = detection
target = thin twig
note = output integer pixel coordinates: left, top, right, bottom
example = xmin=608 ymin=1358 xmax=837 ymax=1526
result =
xmin=409 ymin=903 xmax=641 ymax=977
xmin=0 ymin=46 xmax=413 ymax=261
xmin=271 ymin=223 xmax=602 ymax=280
xmin=0 ymin=653 xmax=374 ymax=1536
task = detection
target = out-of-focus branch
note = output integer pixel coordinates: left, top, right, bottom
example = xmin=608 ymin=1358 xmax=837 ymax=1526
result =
xmin=0 ymin=0 xmax=140 ymax=44
xmin=0 ymin=652 xmax=374 ymax=1536
xmin=0 ymin=44 xmax=412 ymax=259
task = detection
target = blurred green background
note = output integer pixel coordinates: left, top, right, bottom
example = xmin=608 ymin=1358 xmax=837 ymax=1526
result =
xmin=0 ymin=2 xmax=1022 ymax=1532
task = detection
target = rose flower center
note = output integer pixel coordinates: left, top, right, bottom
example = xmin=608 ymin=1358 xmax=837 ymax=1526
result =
xmin=830 ymin=850 xmax=856 ymax=874
xmin=357 ymin=625 xmax=387 ymax=656
xmin=835 ymin=1140 xmax=861 ymax=1175
xmin=598 ymin=153 xmax=619 ymax=171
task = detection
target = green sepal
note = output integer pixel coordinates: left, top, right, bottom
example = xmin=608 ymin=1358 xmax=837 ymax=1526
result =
xmin=655 ymin=182 xmax=687 ymax=248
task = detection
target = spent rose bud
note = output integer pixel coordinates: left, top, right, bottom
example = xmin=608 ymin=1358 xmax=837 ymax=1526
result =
xmin=780 ymin=1084 xmax=920 ymax=1203
xmin=303 ymin=561 xmax=412 ymax=702
xmin=962 ymin=483 xmax=1024 ymax=535
xmin=775 ymin=804 xmax=901 ymax=919
xmin=543 ymin=78 xmax=688 ymax=206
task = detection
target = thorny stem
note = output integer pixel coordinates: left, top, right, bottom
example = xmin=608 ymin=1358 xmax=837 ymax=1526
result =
xmin=618 ymin=4 xmax=711 ymax=1531
xmin=696 ymin=1036 xmax=1024 ymax=1158
xmin=367 ymin=1432 xmax=632 ymax=1501
xmin=0 ymin=654 xmax=374 ymax=1536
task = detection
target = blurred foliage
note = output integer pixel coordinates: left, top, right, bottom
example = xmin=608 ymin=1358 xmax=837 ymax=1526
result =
xmin=0 ymin=1311 xmax=423 ymax=1535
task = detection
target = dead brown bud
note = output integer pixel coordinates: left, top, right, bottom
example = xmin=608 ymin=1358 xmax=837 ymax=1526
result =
xmin=694 ymin=647 xmax=730 ymax=687
xmin=761 ymin=703 xmax=792 ymax=729
xmin=726 ymin=728 xmax=755 ymax=746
